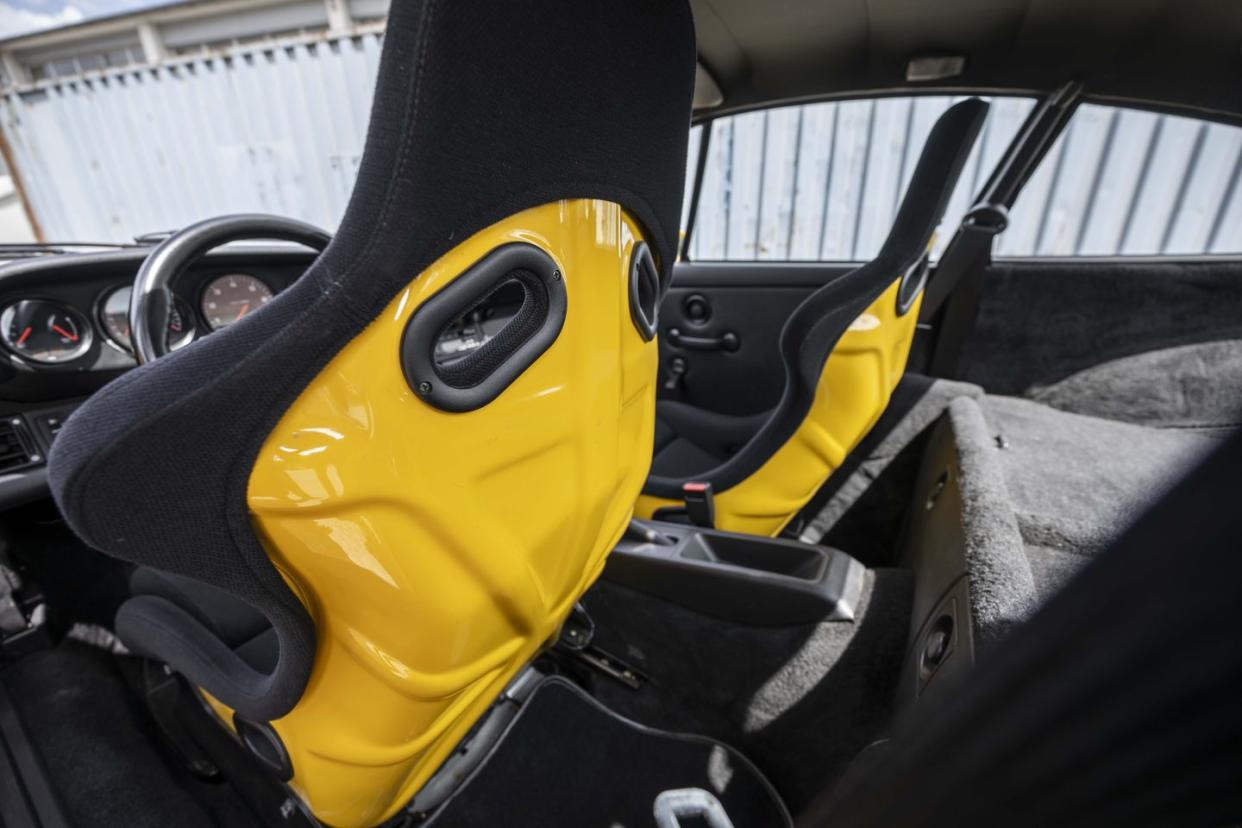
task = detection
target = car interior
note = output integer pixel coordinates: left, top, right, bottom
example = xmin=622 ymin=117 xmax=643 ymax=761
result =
xmin=0 ymin=0 xmax=1240 ymax=827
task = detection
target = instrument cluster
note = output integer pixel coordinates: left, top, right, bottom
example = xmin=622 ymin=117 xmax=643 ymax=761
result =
xmin=0 ymin=273 xmax=276 ymax=365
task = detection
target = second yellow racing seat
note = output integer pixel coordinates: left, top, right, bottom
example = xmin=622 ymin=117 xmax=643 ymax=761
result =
xmin=46 ymin=1 xmax=695 ymax=825
xmin=636 ymin=99 xmax=989 ymax=537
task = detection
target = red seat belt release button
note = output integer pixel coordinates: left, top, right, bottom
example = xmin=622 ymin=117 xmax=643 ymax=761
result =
xmin=682 ymin=481 xmax=715 ymax=529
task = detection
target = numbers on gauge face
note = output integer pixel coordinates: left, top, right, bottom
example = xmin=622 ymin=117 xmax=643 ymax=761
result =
xmin=201 ymin=274 xmax=274 ymax=331
xmin=0 ymin=300 xmax=93 ymax=364
xmin=99 ymin=286 xmax=196 ymax=354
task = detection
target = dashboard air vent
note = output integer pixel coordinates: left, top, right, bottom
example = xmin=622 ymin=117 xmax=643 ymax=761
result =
xmin=0 ymin=418 xmax=37 ymax=474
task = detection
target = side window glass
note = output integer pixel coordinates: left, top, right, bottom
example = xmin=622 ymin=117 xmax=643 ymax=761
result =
xmin=685 ymin=96 xmax=1035 ymax=262
xmin=999 ymin=103 xmax=1242 ymax=256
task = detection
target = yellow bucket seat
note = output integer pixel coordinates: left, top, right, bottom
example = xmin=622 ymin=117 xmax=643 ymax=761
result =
xmin=636 ymin=99 xmax=989 ymax=537
xmin=46 ymin=1 xmax=695 ymax=825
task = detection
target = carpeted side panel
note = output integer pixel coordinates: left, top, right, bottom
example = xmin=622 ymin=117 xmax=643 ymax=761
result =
xmin=1028 ymin=339 xmax=1242 ymax=433
xmin=806 ymin=425 xmax=1242 ymax=828
xmin=958 ymin=259 xmax=1242 ymax=397
xmin=1023 ymin=544 xmax=1086 ymax=603
xmin=429 ymin=677 xmax=791 ymax=827
xmin=944 ymin=397 xmax=1040 ymax=654
xmin=582 ymin=569 xmax=913 ymax=813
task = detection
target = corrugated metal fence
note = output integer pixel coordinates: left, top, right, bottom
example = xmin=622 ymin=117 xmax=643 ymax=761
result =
xmin=2 ymin=34 xmax=1240 ymax=257
xmin=688 ymin=97 xmax=1242 ymax=261
xmin=0 ymin=33 xmax=383 ymax=242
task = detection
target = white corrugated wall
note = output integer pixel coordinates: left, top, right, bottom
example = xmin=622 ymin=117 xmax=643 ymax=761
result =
xmin=2 ymin=34 xmax=1240 ymax=257
xmin=0 ymin=34 xmax=383 ymax=242
xmin=688 ymin=98 xmax=1242 ymax=260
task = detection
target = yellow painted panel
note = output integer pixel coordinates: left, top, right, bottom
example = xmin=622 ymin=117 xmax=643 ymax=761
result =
xmin=636 ymin=279 xmax=921 ymax=537
xmin=246 ymin=200 xmax=657 ymax=826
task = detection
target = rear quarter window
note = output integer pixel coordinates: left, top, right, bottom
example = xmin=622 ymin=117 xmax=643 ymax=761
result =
xmin=999 ymin=103 xmax=1242 ymax=257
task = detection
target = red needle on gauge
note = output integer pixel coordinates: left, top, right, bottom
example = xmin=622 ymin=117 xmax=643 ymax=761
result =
xmin=52 ymin=324 xmax=78 ymax=341
xmin=15 ymin=327 xmax=31 ymax=346
xmin=236 ymin=303 xmax=250 ymax=320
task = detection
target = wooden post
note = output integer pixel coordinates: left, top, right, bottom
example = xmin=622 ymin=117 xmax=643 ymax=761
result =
xmin=0 ymin=107 xmax=46 ymax=243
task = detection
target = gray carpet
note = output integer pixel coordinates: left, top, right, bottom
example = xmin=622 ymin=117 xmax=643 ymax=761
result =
xmin=1028 ymin=339 xmax=1242 ymax=435
xmin=0 ymin=643 xmax=259 ymax=828
xmin=582 ymin=569 xmax=913 ymax=814
xmin=958 ymin=259 xmax=1242 ymax=399
xmin=981 ymin=395 xmax=1225 ymax=598
xmin=943 ymin=397 xmax=1041 ymax=653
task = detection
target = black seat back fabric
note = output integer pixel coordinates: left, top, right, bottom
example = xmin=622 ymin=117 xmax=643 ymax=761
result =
xmin=645 ymin=99 xmax=989 ymax=499
xmin=802 ymin=429 xmax=1242 ymax=827
xmin=47 ymin=0 xmax=695 ymax=722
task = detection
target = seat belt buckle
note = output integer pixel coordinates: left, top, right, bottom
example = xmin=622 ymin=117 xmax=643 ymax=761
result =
xmin=682 ymin=482 xmax=715 ymax=529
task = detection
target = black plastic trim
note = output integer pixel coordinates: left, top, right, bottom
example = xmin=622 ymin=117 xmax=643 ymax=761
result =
xmin=671 ymin=260 xmax=861 ymax=289
xmin=606 ymin=519 xmax=866 ymax=626
xmin=679 ymin=122 xmax=713 ymax=261
xmin=233 ymin=716 xmax=294 ymax=782
xmin=895 ymin=252 xmax=931 ymax=316
xmin=629 ymin=242 xmax=660 ymax=341
xmin=401 ymin=243 xmax=567 ymax=413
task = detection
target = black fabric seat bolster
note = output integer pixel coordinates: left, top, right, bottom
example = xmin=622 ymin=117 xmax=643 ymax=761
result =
xmin=650 ymin=401 xmax=770 ymax=480
xmin=128 ymin=567 xmax=269 ymax=648
xmin=47 ymin=0 xmax=696 ymax=721
xmin=116 ymin=596 xmax=278 ymax=713
xmin=128 ymin=565 xmax=279 ymax=674
xmin=644 ymin=98 xmax=989 ymax=500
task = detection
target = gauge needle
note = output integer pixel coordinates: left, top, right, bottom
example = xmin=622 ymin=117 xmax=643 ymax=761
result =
xmin=52 ymin=325 xmax=78 ymax=342
xmin=15 ymin=327 xmax=31 ymax=346
xmin=236 ymin=303 xmax=250 ymax=320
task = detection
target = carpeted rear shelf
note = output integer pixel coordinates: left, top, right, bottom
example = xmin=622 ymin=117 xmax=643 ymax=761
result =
xmin=429 ymin=676 xmax=791 ymax=827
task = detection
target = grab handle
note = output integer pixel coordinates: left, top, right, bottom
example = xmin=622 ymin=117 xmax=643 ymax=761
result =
xmin=667 ymin=328 xmax=739 ymax=352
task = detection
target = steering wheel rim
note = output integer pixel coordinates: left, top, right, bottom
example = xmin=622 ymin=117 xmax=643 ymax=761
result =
xmin=130 ymin=214 xmax=332 ymax=365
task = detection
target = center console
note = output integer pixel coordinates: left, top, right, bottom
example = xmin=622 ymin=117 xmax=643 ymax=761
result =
xmin=605 ymin=520 xmax=866 ymax=626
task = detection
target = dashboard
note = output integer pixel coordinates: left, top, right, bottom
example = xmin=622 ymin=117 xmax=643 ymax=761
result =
xmin=0 ymin=245 xmax=319 ymax=510
xmin=0 ymin=244 xmax=530 ymax=512
xmin=0 ymin=246 xmax=316 ymax=400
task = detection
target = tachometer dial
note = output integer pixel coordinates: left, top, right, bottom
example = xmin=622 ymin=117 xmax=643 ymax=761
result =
xmin=0 ymin=300 xmax=93 ymax=364
xmin=98 ymin=286 xmax=195 ymax=354
xmin=201 ymin=274 xmax=273 ymax=331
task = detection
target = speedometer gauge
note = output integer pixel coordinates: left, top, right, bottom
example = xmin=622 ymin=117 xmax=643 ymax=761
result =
xmin=201 ymin=274 xmax=273 ymax=331
xmin=0 ymin=300 xmax=93 ymax=364
xmin=99 ymin=286 xmax=195 ymax=354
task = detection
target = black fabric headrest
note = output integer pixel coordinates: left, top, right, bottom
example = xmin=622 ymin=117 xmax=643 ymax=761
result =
xmin=328 ymin=0 xmax=697 ymax=284
xmin=49 ymin=0 xmax=696 ymax=721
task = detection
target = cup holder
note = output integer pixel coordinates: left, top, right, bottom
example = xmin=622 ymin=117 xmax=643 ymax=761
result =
xmin=680 ymin=534 xmax=828 ymax=581
xmin=606 ymin=520 xmax=864 ymax=626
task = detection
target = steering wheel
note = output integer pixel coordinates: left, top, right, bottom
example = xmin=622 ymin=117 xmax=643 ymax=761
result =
xmin=130 ymin=214 xmax=332 ymax=365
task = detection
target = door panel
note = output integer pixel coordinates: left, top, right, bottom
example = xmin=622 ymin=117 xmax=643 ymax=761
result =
xmin=659 ymin=262 xmax=856 ymax=415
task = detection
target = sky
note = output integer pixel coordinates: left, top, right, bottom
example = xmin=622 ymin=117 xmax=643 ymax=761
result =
xmin=0 ymin=0 xmax=168 ymax=38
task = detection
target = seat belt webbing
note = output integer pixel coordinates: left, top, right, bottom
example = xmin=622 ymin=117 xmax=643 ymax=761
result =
xmin=921 ymin=203 xmax=1008 ymax=378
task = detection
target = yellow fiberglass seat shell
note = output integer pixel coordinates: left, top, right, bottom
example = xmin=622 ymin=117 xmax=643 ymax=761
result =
xmin=242 ymin=201 xmax=659 ymax=823
xmin=46 ymin=1 xmax=696 ymax=825
xmin=636 ymin=98 xmax=990 ymax=537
